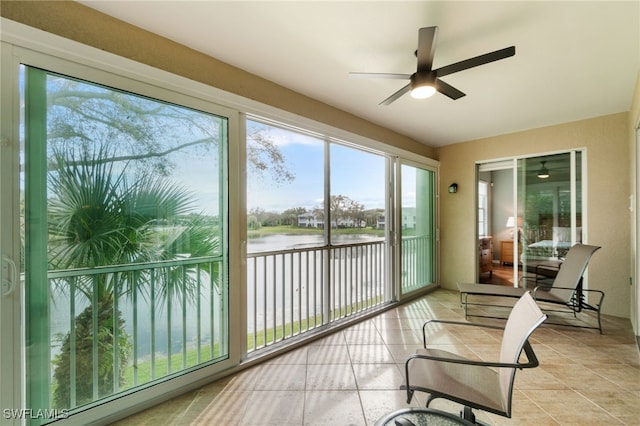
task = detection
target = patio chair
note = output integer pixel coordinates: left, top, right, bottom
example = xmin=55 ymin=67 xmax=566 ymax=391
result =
xmin=458 ymin=244 xmax=603 ymax=333
xmin=402 ymin=292 xmax=546 ymax=424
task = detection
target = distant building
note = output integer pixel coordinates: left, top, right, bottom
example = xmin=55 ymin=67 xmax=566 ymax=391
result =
xmin=298 ymin=213 xmax=323 ymax=228
xmin=402 ymin=207 xmax=416 ymax=229
xmin=375 ymin=209 xmax=416 ymax=229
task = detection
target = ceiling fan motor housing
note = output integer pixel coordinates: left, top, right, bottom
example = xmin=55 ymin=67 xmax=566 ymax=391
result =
xmin=410 ymin=72 xmax=435 ymax=89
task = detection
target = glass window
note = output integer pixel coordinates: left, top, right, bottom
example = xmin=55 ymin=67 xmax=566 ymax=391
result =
xmin=478 ymin=180 xmax=489 ymax=236
xmin=22 ymin=66 xmax=229 ymax=415
xmin=245 ymin=119 xmax=389 ymax=350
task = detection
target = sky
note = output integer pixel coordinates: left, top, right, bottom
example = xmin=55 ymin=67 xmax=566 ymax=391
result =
xmin=246 ymin=121 xmax=388 ymax=213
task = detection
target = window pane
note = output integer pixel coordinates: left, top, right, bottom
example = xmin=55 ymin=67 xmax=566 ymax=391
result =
xmin=22 ymin=66 xmax=229 ymax=415
xmin=246 ymin=120 xmax=325 ymax=252
xmin=400 ymin=164 xmax=436 ymax=292
xmin=330 ymin=144 xmax=385 ymax=244
xmin=245 ymin=120 xmax=389 ymax=351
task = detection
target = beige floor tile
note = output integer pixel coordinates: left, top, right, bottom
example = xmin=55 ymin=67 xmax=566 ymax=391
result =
xmin=190 ymin=390 xmax=252 ymax=425
xmin=585 ymin=364 xmax=640 ymax=390
xmin=352 ymin=363 xmax=403 ymax=390
xmin=307 ymin=343 xmax=352 ymax=364
xmin=253 ymin=363 xmax=307 ymax=390
xmin=372 ymin=316 xmax=427 ymax=331
xmin=347 ymin=344 xmax=396 ymax=364
xmin=385 ymin=343 xmax=425 ymax=363
xmin=303 ymin=390 xmax=365 ymax=426
xmin=577 ymin=389 xmax=640 ymax=421
xmin=306 ymin=363 xmax=357 ymax=390
xmin=515 ymin=366 xmax=570 ymax=390
xmin=343 ymin=327 xmax=386 ymax=345
xmin=487 ymin=391 xmax=560 ymax=425
xmin=377 ymin=328 xmax=423 ymax=345
xmin=241 ymin=390 xmax=305 ymax=425
xmin=542 ymin=364 xmax=624 ymax=391
xmin=522 ymin=389 xmax=620 ymax=422
xmin=307 ymin=331 xmax=346 ymax=346
xmin=263 ymin=346 xmax=308 ymax=364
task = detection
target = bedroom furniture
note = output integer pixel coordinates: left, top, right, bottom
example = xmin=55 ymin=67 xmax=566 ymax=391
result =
xmin=458 ymin=244 xmax=604 ymax=333
xmin=401 ymin=293 xmax=546 ymax=424
xmin=500 ymin=240 xmax=514 ymax=265
xmin=479 ymin=237 xmax=493 ymax=277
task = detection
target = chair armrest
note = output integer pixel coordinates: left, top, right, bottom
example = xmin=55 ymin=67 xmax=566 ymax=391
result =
xmin=421 ymin=319 xmax=503 ymax=348
xmin=533 ymin=286 xmax=604 ymax=301
xmin=403 ymin=341 xmax=540 ymax=391
xmin=406 ymin=340 xmax=539 ymax=370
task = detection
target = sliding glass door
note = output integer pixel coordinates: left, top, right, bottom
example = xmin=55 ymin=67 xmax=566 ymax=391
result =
xmin=477 ymin=151 xmax=584 ymax=288
xmin=21 ymin=65 xmax=230 ymax=421
xmin=399 ymin=162 xmax=437 ymax=295
xmin=517 ymin=152 xmax=582 ymax=286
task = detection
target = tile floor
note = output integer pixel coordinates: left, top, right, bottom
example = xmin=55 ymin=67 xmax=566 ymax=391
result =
xmin=113 ymin=289 xmax=640 ymax=425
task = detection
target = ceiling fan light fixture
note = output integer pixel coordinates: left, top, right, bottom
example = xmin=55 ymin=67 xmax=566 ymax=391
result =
xmin=410 ymin=84 xmax=437 ymax=99
xmin=537 ymin=161 xmax=550 ymax=179
xmin=410 ymin=72 xmax=436 ymax=99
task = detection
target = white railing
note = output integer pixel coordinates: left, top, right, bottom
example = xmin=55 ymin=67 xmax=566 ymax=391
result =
xmin=47 ymin=256 xmax=225 ymax=409
xmin=401 ymin=235 xmax=435 ymax=291
xmin=246 ymin=240 xmax=387 ymax=352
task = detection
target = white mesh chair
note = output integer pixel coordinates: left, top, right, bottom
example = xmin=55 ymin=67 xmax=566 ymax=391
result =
xmin=458 ymin=244 xmax=603 ymax=333
xmin=402 ymin=292 xmax=546 ymax=424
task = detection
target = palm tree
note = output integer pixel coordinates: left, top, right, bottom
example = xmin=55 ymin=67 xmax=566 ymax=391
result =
xmin=48 ymin=148 xmax=219 ymax=408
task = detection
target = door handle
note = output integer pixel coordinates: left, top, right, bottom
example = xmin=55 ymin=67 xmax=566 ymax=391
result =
xmin=2 ymin=255 xmax=18 ymax=297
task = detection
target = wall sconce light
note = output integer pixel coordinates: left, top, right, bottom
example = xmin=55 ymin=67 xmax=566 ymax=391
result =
xmin=448 ymin=183 xmax=458 ymax=193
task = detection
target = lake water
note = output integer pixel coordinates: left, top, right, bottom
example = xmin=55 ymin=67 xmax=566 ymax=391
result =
xmin=248 ymin=233 xmax=384 ymax=253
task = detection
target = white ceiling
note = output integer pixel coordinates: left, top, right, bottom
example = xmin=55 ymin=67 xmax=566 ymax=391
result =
xmin=79 ymin=1 xmax=639 ymax=147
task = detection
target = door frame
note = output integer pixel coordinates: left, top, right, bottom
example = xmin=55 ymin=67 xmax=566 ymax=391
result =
xmin=477 ymin=149 xmax=586 ymax=288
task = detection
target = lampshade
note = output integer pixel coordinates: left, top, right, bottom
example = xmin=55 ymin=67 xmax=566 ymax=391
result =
xmin=506 ymin=216 xmax=523 ymax=227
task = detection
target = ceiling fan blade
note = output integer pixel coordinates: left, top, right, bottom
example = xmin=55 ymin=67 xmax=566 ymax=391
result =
xmin=349 ymin=72 xmax=411 ymax=80
xmin=380 ymin=84 xmax=411 ymax=105
xmin=435 ymin=46 xmax=515 ymax=78
xmin=435 ymin=79 xmax=466 ymax=100
xmin=416 ymin=26 xmax=438 ymax=72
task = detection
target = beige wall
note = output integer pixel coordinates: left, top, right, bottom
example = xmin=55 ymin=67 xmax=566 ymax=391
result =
xmin=0 ymin=1 xmax=435 ymax=159
xmin=439 ymin=112 xmax=631 ymax=318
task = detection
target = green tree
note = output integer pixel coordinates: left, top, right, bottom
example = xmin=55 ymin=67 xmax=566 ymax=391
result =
xmin=46 ymin=76 xmax=292 ymax=183
xmin=318 ymin=195 xmax=364 ymax=228
xmin=48 ymin=148 xmax=218 ymax=408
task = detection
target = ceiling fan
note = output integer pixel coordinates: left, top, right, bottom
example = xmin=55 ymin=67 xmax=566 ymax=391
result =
xmin=350 ymin=26 xmax=515 ymax=105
